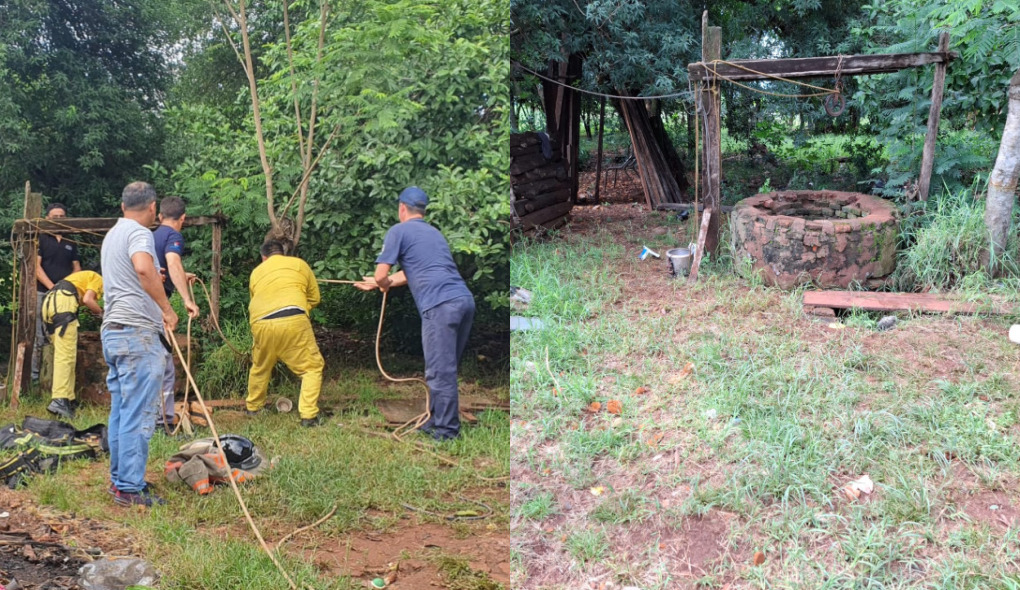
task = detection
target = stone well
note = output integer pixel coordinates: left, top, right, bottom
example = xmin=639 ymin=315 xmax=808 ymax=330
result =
xmin=730 ymin=190 xmax=898 ymax=289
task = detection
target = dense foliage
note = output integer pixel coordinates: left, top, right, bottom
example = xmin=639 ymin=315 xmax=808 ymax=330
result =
xmin=1 ymin=0 xmax=510 ymax=340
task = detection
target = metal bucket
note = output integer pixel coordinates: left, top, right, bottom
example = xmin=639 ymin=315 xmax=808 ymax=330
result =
xmin=666 ymin=248 xmax=692 ymax=277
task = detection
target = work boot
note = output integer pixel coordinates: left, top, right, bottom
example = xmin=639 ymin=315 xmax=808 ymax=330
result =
xmin=244 ymin=407 xmax=266 ymax=417
xmin=110 ymin=482 xmax=152 ymax=496
xmin=114 ymin=487 xmax=165 ymax=508
xmin=47 ymin=398 xmax=75 ymax=421
xmin=300 ymin=415 xmax=325 ymax=428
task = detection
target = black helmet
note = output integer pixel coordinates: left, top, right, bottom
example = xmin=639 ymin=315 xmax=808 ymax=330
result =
xmin=217 ymin=435 xmax=262 ymax=471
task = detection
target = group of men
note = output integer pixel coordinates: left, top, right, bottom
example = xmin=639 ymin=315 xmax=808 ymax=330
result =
xmin=33 ymin=182 xmax=475 ymax=508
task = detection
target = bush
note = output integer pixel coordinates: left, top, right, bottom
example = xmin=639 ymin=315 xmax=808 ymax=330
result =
xmin=892 ymin=189 xmax=1019 ymax=291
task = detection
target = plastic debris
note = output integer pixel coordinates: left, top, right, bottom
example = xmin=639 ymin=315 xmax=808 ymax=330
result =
xmin=78 ymin=558 xmax=158 ymax=590
xmin=842 ymin=475 xmax=875 ymax=500
xmin=704 ymin=409 xmax=718 ymax=421
xmin=510 ymin=286 xmax=533 ymax=309
xmin=511 ymin=316 xmax=545 ymax=331
xmin=877 ymin=316 xmax=897 ymax=331
xmin=639 ymin=246 xmax=661 ymax=260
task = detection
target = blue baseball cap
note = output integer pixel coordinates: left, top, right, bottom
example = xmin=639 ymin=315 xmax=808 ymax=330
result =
xmin=398 ymin=186 xmax=429 ymax=209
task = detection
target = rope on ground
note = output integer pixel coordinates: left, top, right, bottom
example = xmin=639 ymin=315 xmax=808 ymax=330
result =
xmin=275 ymin=504 xmax=337 ymax=550
xmin=401 ymin=495 xmax=492 ymax=521
xmin=168 ymin=329 xmax=308 ymax=590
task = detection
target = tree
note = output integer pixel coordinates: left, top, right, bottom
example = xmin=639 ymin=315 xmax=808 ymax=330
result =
xmin=984 ymin=70 xmax=1020 ymax=273
xmin=161 ymin=0 xmax=510 ymax=317
xmin=852 ymin=1 xmax=1020 ymax=197
xmin=0 ymin=0 xmax=198 ymax=213
xmin=511 ymin=0 xmax=867 ymax=206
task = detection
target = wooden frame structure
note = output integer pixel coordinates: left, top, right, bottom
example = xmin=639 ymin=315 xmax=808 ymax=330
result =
xmin=687 ymin=13 xmax=954 ymax=258
xmin=6 ymin=183 xmax=225 ymax=400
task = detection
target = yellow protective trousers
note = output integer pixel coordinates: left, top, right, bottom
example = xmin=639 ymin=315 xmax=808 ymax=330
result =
xmin=246 ymin=314 xmax=324 ymax=419
xmin=41 ymin=289 xmax=78 ymax=401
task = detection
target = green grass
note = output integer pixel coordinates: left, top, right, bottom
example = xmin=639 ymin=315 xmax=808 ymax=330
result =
xmin=511 ymin=217 xmax=1020 ymax=588
xmin=9 ymin=365 xmax=509 ymax=589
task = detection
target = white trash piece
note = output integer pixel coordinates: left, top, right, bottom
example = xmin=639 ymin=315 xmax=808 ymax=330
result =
xmin=1010 ymin=325 xmax=1020 ymax=344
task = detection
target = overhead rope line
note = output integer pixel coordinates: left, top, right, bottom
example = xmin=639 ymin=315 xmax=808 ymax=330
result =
xmin=511 ymin=61 xmax=695 ymax=100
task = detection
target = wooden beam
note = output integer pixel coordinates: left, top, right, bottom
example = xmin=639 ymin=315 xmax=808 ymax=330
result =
xmin=918 ymin=33 xmax=951 ymax=202
xmin=700 ymin=13 xmax=722 ymax=256
xmin=12 ymin=215 xmax=225 ymax=236
xmin=521 ymin=201 xmax=573 ymax=231
xmin=802 ymin=291 xmax=1012 ymax=315
xmin=13 ymin=189 xmax=42 ymax=395
xmin=656 ymin=203 xmax=734 ymax=213
xmin=688 ymin=51 xmax=956 ymax=82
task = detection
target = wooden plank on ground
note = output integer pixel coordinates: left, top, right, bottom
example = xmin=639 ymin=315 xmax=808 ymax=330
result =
xmin=688 ymin=51 xmax=956 ymax=82
xmin=802 ymin=291 xmax=1014 ymax=315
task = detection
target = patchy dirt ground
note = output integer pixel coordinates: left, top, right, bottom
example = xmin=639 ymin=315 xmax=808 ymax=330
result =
xmin=0 ymin=487 xmax=133 ymax=589
xmin=289 ymin=517 xmax=509 ymax=588
xmin=512 ymin=191 xmax=1020 ymax=588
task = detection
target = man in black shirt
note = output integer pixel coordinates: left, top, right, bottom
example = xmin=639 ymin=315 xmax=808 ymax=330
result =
xmin=32 ymin=203 xmax=80 ymax=383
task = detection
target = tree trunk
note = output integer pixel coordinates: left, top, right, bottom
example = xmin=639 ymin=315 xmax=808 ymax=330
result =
xmin=614 ymin=93 xmax=686 ymax=206
xmin=984 ymin=70 xmax=1020 ymax=274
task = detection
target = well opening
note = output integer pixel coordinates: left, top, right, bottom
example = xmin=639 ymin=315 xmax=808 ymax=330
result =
xmin=730 ymin=190 xmax=899 ymax=289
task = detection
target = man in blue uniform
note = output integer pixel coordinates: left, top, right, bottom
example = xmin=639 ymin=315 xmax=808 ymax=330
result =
xmin=356 ymin=187 xmax=475 ymax=440
xmin=152 ymin=196 xmax=200 ymax=427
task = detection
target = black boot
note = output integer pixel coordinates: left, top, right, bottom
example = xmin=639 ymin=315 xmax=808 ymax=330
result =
xmin=47 ymin=398 xmax=75 ymax=420
xmin=300 ymin=415 xmax=325 ymax=428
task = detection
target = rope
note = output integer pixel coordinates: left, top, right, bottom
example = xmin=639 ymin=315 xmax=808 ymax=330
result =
xmin=511 ymin=61 xmax=695 ymax=101
xmin=194 ymin=277 xmax=247 ymax=357
xmin=703 ymin=59 xmax=843 ymax=98
xmin=274 ymin=503 xmax=337 ymax=550
xmin=316 ymin=279 xmax=431 ymax=439
xmin=373 ymin=291 xmax=432 ymax=440
xmin=167 ymin=327 xmax=306 ymax=590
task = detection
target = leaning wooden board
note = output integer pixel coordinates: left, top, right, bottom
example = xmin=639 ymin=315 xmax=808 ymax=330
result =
xmin=803 ymin=291 xmax=1014 ymax=315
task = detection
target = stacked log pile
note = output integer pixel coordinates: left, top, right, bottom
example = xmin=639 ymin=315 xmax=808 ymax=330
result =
xmin=511 ymin=132 xmax=573 ymax=233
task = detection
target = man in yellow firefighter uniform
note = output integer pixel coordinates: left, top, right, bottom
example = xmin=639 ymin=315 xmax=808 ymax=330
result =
xmin=245 ymin=240 xmax=325 ymax=427
xmin=42 ymin=270 xmax=103 ymax=420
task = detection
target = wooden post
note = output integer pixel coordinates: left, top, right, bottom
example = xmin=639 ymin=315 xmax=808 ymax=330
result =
xmin=593 ymin=96 xmax=606 ymax=203
xmin=918 ymin=32 xmax=950 ymax=202
xmin=210 ymin=223 xmax=222 ymax=322
xmin=700 ymin=12 xmax=723 ymax=256
xmin=688 ymin=210 xmax=713 ymax=283
xmin=9 ymin=344 xmax=25 ymax=410
xmin=13 ymin=184 xmax=43 ymax=395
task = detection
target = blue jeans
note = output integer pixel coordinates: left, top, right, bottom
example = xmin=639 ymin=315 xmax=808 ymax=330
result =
xmin=102 ymin=325 xmax=165 ymax=493
xmin=421 ymin=296 xmax=475 ymax=440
